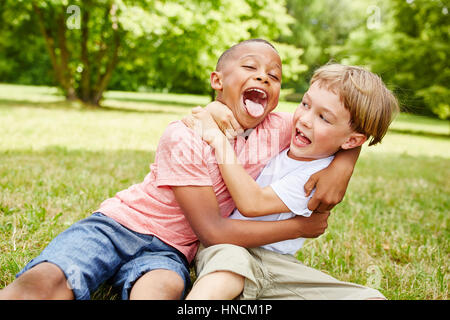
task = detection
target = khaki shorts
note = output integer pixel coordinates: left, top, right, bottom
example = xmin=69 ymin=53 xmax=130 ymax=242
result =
xmin=194 ymin=244 xmax=385 ymax=300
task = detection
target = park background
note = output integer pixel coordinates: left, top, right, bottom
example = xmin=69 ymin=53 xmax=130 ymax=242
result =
xmin=0 ymin=0 xmax=448 ymax=299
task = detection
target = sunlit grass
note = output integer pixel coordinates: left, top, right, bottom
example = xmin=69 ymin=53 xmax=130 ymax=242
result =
xmin=0 ymin=84 xmax=448 ymax=299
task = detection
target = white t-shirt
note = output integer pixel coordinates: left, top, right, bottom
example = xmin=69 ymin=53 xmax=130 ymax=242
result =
xmin=230 ymin=148 xmax=334 ymax=255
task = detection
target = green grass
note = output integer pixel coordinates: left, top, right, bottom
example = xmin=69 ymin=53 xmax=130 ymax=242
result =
xmin=0 ymin=83 xmax=449 ymax=300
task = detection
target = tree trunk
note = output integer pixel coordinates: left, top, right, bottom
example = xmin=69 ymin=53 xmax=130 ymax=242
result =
xmin=90 ymin=4 xmax=121 ymax=106
xmin=56 ymin=9 xmax=77 ymax=101
xmin=80 ymin=6 xmax=91 ymax=102
xmin=33 ymin=2 xmax=77 ymax=101
xmin=91 ymin=31 xmax=121 ymax=106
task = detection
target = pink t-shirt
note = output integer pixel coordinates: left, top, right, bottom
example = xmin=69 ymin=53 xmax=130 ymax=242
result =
xmin=98 ymin=112 xmax=293 ymax=262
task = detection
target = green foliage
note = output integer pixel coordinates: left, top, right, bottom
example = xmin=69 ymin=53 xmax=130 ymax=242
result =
xmin=417 ymin=86 xmax=450 ymax=120
xmin=0 ymin=0 xmax=448 ymax=117
xmin=0 ymin=1 xmax=54 ymax=85
xmin=333 ymin=0 xmax=450 ymax=118
xmin=109 ymin=0 xmax=301 ymax=94
xmin=280 ymin=0 xmax=369 ymax=91
xmin=0 ymin=0 xmax=301 ymax=100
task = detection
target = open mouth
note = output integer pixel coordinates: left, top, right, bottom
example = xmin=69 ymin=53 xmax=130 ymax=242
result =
xmin=294 ymin=128 xmax=311 ymax=146
xmin=242 ymin=88 xmax=268 ymax=118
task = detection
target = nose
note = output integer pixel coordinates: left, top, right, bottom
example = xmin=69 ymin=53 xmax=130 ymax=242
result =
xmin=299 ymin=109 xmax=313 ymax=128
xmin=255 ymin=73 xmax=269 ymax=84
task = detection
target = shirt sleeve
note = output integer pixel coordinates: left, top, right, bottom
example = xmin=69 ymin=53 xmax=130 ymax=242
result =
xmin=154 ymin=121 xmax=213 ymax=187
xmin=270 ymin=168 xmax=313 ymax=217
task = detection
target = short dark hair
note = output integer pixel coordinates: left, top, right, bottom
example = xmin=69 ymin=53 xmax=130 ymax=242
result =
xmin=216 ymin=39 xmax=277 ymax=71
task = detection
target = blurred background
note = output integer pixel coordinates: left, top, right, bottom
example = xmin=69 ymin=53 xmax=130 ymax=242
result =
xmin=0 ymin=0 xmax=448 ymax=118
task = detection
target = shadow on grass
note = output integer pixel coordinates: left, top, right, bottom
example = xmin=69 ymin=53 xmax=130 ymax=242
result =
xmin=0 ymin=98 xmax=79 ymax=110
xmin=97 ymin=104 xmax=183 ymax=115
xmin=389 ymin=128 xmax=450 ymax=140
xmin=0 ymin=97 xmax=191 ymax=115
xmin=105 ymin=95 xmax=207 ymax=108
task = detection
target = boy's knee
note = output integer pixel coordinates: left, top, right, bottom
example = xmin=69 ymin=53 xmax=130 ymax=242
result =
xmin=160 ymin=271 xmax=185 ymax=294
xmin=130 ymin=269 xmax=185 ymax=300
xmin=187 ymin=271 xmax=244 ymax=300
xmin=2 ymin=262 xmax=73 ymax=300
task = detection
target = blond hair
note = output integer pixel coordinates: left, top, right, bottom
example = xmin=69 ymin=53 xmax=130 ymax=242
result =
xmin=311 ymin=64 xmax=399 ymax=146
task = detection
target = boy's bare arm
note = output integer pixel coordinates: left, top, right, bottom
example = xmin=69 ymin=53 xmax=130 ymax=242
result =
xmin=304 ymin=146 xmax=361 ymax=212
xmin=183 ymin=102 xmax=358 ymax=214
xmin=204 ymin=101 xmax=244 ymax=138
xmin=172 ymin=185 xmax=330 ymax=247
xmin=187 ymin=108 xmax=289 ymax=217
xmin=213 ymin=137 xmax=290 ymax=217
xmin=193 ymin=102 xmax=360 ymax=213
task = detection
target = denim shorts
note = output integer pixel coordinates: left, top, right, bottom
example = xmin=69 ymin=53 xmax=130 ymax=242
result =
xmin=17 ymin=212 xmax=191 ymax=300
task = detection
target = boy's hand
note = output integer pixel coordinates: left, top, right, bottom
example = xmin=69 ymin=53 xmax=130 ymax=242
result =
xmin=204 ymin=101 xmax=244 ymax=139
xmin=304 ymin=163 xmax=351 ymax=212
xmin=293 ymin=210 xmax=330 ymax=238
xmin=187 ymin=107 xmax=225 ymax=146
xmin=304 ymin=147 xmax=360 ymax=212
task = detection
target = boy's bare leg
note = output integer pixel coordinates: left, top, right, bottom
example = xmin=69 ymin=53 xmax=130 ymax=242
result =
xmin=186 ymin=271 xmax=244 ymax=300
xmin=129 ymin=269 xmax=185 ymax=300
xmin=0 ymin=262 xmax=74 ymax=300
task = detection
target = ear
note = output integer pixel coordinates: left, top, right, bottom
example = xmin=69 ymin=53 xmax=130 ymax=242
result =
xmin=210 ymin=71 xmax=223 ymax=91
xmin=341 ymin=133 xmax=367 ymax=150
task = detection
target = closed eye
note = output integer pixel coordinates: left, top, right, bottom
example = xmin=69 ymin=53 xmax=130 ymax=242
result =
xmin=242 ymin=65 xmax=256 ymax=70
xmin=269 ymin=73 xmax=279 ymax=81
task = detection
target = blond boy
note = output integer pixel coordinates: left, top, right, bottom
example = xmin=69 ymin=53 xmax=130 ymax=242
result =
xmin=185 ymin=64 xmax=399 ymax=300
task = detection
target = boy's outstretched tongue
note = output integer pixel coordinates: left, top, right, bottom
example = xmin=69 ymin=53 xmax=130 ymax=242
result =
xmin=245 ymin=99 xmax=264 ymax=117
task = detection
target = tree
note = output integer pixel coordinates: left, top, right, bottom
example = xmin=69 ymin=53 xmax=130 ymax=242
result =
xmin=28 ymin=0 xmax=128 ymax=105
xmin=333 ymin=0 xmax=450 ymax=118
xmin=280 ymin=0 xmax=369 ymax=91
xmin=108 ymin=0 xmax=305 ymax=96
xmin=2 ymin=0 xmax=303 ymax=106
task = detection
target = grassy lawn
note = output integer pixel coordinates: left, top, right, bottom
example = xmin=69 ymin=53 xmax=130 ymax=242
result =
xmin=0 ymin=83 xmax=448 ymax=300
